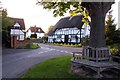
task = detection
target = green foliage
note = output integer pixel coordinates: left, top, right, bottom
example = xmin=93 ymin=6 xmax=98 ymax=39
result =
xmin=105 ymin=10 xmax=120 ymax=44
xmin=47 ymin=25 xmax=54 ymax=34
xmin=81 ymin=36 xmax=90 ymax=46
xmin=109 ymin=44 xmax=120 ymax=55
xmin=2 ymin=9 xmax=14 ymax=47
xmin=2 ymin=9 xmax=14 ymax=31
xmin=37 ymin=1 xmax=89 ymax=24
xmin=30 ymin=34 xmax=37 ymax=38
xmin=23 ymin=43 xmax=40 ymax=49
xmin=110 ymin=47 xmax=119 ymax=55
xmin=42 ymin=36 xmax=48 ymax=43
xmin=50 ymin=43 xmax=82 ymax=47
xmin=21 ymin=56 xmax=82 ymax=78
xmin=109 ymin=44 xmax=120 ymax=63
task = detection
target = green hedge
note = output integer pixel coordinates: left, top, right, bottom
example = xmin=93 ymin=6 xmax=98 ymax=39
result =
xmin=30 ymin=34 xmax=37 ymax=38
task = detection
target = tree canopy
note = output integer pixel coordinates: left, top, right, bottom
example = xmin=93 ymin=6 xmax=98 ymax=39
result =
xmin=37 ymin=1 xmax=89 ymax=24
xmin=105 ymin=10 xmax=120 ymax=44
xmin=47 ymin=25 xmax=54 ymax=34
xmin=2 ymin=9 xmax=14 ymax=47
xmin=2 ymin=9 xmax=14 ymax=31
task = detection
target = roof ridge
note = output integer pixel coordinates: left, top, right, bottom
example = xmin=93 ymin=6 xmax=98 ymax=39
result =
xmin=9 ymin=17 xmax=24 ymax=20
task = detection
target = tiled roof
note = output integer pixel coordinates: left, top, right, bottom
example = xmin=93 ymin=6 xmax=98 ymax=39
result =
xmin=10 ymin=17 xmax=25 ymax=30
xmin=27 ymin=26 xmax=45 ymax=33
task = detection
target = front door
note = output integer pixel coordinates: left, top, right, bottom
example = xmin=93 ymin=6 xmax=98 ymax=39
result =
xmin=65 ymin=35 xmax=69 ymax=43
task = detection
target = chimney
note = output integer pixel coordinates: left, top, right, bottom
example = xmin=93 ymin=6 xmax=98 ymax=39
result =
xmin=34 ymin=25 xmax=36 ymax=34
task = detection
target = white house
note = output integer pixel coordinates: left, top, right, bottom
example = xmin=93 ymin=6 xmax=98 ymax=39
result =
xmin=26 ymin=26 xmax=45 ymax=38
xmin=10 ymin=17 xmax=26 ymax=40
xmin=10 ymin=23 xmax=24 ymax=40
xmin=48 ymin=15 xmax=90 ymax=43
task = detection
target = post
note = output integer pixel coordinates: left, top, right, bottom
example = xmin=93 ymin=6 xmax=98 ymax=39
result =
xmin=80 ymin=28 xmax=81 ymax=44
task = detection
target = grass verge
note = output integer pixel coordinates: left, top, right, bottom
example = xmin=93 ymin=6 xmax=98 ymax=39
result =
xmin=21 ymin=56 xmax=83 ymax=78
xmin=47 ymin=43 xmax=82 ymax=48
xmin=24 ymin=43 xmax=40 ymax=49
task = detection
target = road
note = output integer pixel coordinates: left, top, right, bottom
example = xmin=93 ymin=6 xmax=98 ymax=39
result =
xmin=2 ymin=44 xmax=82 ymax=78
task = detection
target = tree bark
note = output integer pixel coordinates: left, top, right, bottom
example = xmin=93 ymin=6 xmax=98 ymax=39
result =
xmin=90 ymin=6 xmax=106 ymax=48
xmin=81 ymin=2 xmax=114 ymax=48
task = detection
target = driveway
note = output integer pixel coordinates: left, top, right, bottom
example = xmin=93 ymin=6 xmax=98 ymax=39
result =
xmin=2 ymin=43 xmax=82 ymax=78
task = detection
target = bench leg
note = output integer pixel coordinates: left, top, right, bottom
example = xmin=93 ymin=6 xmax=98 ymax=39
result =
xmin=71 ymin=62 xmax=82 ymax=72
xmin=94 ymin=68 xmax=103 ymax=78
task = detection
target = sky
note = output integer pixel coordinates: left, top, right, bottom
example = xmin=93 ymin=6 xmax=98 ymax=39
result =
xmin=1 ymin=0 xmax=120 ymax=33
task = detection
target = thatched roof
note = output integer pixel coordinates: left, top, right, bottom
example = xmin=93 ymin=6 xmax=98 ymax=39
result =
xmin=10 ymin=17 xmax=25 ymax=30
xmin=47 ymin=29 xmax=54 ymax=36
xmin=47 ymin=15 xmax=85 ymax=36
xmin=53 ymin=15 xmax=84 ymax=31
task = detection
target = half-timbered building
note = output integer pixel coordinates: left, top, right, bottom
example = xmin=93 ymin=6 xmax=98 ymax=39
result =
xmin=48 ymin=15 xmax=90 ymax=43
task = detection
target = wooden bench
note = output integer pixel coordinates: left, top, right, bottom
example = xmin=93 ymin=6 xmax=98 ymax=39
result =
xmin=71 ymin=47 xmax=120 ymax=78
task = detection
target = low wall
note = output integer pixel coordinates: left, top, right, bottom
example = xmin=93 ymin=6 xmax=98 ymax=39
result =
xmin=16 ymin=40 xmax=32 ymax=48
xmin=11 ymin=36 xmax=32 ymax=48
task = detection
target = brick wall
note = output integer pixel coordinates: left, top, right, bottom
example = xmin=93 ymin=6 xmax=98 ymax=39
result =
xmin=16 ymin=40 xmax=32 ymax=48
xmin=11 ymin=36 xmax=32 ymax=48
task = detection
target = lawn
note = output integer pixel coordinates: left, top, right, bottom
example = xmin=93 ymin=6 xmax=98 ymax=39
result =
xmin=21 ymin=56 xmax=85 ymax=78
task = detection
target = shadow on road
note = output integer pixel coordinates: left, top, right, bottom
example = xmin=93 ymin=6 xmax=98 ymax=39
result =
xmin=2 ymin=47 xmax=35 ymax=55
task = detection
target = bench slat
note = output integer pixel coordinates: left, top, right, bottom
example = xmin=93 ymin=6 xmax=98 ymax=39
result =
xmin=71 ymin=58 xmax=119 ymax=68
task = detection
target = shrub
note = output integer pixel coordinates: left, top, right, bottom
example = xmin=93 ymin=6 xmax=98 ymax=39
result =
xmin=30 ymin=34 xmax=37 ymax=38
xmin=23 ymin=43 xmax=40 ymax=49
xmin=109 ymin=43 xmax=120 ymax=63
xmin=110 ymin=47 xmax=119 ymax=55
xmin=109 ymin=44 xmax=120 ymax=55
xmin=81 ymin=36 xmax=90 ymax=46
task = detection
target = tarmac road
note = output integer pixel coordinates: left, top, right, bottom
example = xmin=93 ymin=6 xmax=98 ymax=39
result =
xmin=2 ymin=43 xmax=82 ymax=78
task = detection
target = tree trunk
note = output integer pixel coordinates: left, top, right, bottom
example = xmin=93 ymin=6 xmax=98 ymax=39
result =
xmin=90 ymin=7 xmax=106 ymax=48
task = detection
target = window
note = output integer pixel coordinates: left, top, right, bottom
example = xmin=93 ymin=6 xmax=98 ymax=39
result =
xmin=38 ymin=29 xmax=40 ymax=32
xmin=57 ymin=35 xmax=61 ymax=38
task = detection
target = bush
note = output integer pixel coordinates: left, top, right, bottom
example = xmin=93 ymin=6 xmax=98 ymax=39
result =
xmin=110 ymin=48 xmax=119 ymax=55
xmin=81 ymin=36 xmax=90 ymax=46
xmin=24 ymin=43 xmax=40 ymax=49
xmin=17 ymin=43 xmax=40 ymax=49
xmin=109 ymin=43 xmax=120 ymax=63
xmin=51 ymin=43 xmax=82 ymax=47
xmin=30 ymin=34 xmax=37 ymax=38
xmin=109 ymin=44 xmax=120 ymax=55
xmin=26 ymin=38 xmax=30 ymax=40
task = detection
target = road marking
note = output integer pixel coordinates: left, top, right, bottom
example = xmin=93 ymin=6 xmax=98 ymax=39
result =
xmin=41 ymin=47 xmax=73 ymax=54
xmin=56 ymin=50 xmax=60 ymax=52
xmin=60 ymin=51 xmax=64 ymax=52
xmin=38 ymin=51 xmax=48 ymax=54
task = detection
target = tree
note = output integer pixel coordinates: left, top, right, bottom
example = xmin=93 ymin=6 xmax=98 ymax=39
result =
xmin=0 ymin=1 xmax=2 ymax=14
xmin=0 ymin=1 xmax=2 ymax=31
xmin=105 ymin=10 xmax=118 ymax=44
xmin=2 ymin=9 xmax=14 ymax=47
xmin=47 ymin=25 xmax=54 ymax=34
xmin=37 ymin=1 xmax=114 ymax=48
xmin=2 ymin=9 xmax=14 ymax=31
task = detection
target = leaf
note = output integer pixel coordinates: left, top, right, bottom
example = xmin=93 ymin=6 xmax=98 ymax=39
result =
xmin=53 ymin=10 xmax=57 ymax=14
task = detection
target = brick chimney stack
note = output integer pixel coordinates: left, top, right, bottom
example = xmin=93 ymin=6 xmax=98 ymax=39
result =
xmin=34 ymin=25 xmax=36 ymax=34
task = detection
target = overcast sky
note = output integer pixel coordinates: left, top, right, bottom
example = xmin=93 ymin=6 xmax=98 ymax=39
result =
xmin=1 ymin=0 xmax=120 ymax=32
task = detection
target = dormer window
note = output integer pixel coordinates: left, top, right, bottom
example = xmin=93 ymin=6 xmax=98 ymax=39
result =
xmin=38 ymin=29 xmax=40 ymax=32
xmin=14 ymin=23 xmax=20 ymax=29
